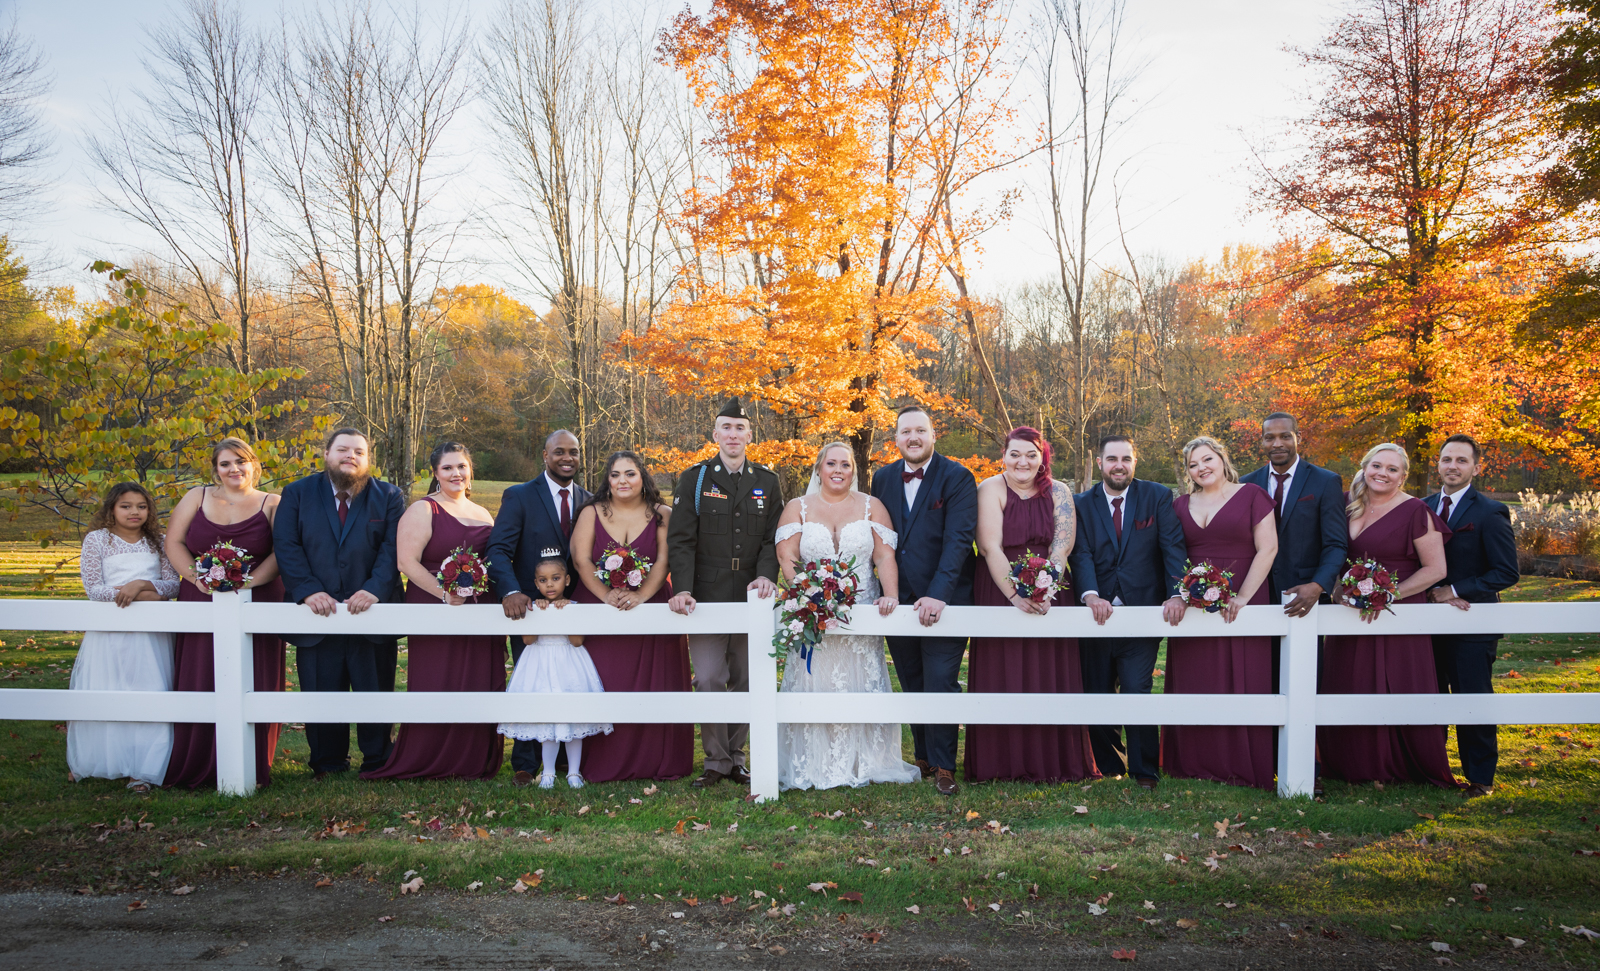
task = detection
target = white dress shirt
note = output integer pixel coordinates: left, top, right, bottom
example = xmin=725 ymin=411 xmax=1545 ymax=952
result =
xmin=1437 ymin=484 xmax=1469 ymax=525
xmin=545 ymin=474 xmax=576 ymax=514
xmin=902 ymin=459 xmax=929 ymax=510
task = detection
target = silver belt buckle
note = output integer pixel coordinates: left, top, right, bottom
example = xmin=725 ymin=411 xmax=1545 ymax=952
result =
xmin=731 ymin=557 xmax=741 ymax=571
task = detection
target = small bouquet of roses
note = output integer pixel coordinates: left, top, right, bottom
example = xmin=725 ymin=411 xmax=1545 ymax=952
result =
xmin=436 ymin=546 xmax=490 ymax=600
xmin=194 ymin=541 xmax=253 ymax=593
xmin=774 ymin=556 xmax=860 ymax=673
xmin=1008 ymin=549 xmax=1061 ymax=603
xmin=594 ymin=542 xmax=651 ymax=591
xmin=1176 ymin=560 xmax=1236 ymax=613
xmin=1338 ymin=556 xmax=1398 ymax=620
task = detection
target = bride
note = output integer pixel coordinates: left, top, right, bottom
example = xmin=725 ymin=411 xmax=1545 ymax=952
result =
xmin=772 ymin=442 xmax=922 ymax=790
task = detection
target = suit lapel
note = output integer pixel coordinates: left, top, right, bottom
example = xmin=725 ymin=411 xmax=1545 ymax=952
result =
xmin=1277 ymin=462 xmax=1312 ymax=533
xmin=319 ymin=476 xmax=344 ymax=544
xmin=340 ymin=484 xmax=374 ymax=544
xmin=1087 ymin=483 xmax=1118 ymax=557
xmin=1449 ymin=486 xmax=1478 ymax=526
xmin=532 ymin=473 xmax=562 ymax=535
xmin=883 ymin=460 xmax=908 ymax=533
xmin=1113 ymin=482 xmax=1140 ymax=562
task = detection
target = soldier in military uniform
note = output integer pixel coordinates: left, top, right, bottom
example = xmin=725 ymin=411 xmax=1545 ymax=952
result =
xmin=667 ymin=398 xmax=785 ymax=788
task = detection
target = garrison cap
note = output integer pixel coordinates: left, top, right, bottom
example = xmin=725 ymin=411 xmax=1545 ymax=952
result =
xmin=717 ymin=397 xmax=749 ymax=420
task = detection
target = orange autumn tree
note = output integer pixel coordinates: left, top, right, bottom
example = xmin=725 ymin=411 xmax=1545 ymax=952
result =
xmin=1241 ymin=0 xmax=1584 ymax=488
xmin=630 ymin=0 xmax=1015 ymax=483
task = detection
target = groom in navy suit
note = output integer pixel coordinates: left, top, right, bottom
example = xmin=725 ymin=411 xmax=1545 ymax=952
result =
xmin=1425 ymin=433 xmax=1518 ymax=798
xmin=1069 ymin=435 xmax=1187 ymax=789
xmin=274 ymin=427 xmax=406 ymax=779
xmin=870 ymin=405 xmax=977 ymax=797
xmin=486 ymin=429 xmax=590 ymax=786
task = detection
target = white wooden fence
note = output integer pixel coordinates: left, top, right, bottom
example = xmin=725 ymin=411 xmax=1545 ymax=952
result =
xmin=0 ymin=593 xmax=1596 ymax=802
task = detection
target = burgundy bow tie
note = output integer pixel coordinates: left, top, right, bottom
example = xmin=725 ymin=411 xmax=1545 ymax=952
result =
xmin=902 ymin=467 xmax=925 ymax=483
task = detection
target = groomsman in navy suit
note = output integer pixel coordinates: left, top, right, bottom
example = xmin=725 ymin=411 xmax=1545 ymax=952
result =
xmin=486 ymin=429 xmax=590 ymax=787
xmin=1241 ymin=413 xmax=1348 ymax=620
xmin=870 ymin=405 xmax=977 ymax=797
xmin=1070 ymin=435 xmax=1187 ymax=789
xmin=1425 ymin=433 xmax=1519 ymax=798
xmin=274 ymin=427 xmax=406 ymax=780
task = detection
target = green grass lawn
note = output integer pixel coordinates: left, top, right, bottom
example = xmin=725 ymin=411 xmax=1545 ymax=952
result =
xmin=0 ymin=555 xmax=1596 ymax=963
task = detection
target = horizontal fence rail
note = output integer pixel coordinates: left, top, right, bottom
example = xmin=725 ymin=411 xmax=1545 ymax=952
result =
xmin=0 ymin=593 xmax=1596 ymax=801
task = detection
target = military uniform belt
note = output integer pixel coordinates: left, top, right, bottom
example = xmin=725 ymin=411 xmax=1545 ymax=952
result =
xmin=697 ymin=555 xmax=753 ymax=573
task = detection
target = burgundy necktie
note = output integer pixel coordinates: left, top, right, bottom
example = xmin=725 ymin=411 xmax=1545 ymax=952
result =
xmin=1439 ymin=494 xmax=1452 ymax=524
xmin=1273 ymin=471 xmax=1290 ymax=524
xmin=901 ymin=467 xmax=925 ymax=484
xmin=336 ymin=490 xmax=350 ymax=526
xmin=559 ymin=487 xmax=572 ymax=537
xmin=1111 ymin=496 xmax=1124 ymax=541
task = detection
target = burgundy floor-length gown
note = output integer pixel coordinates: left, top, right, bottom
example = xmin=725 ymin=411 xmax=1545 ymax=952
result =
xmin=1162 ymin=484 xmax=1277 ymax=790
xmin=1318 ymin=496 xmax=1458 ymax=789
xmin=577 ymin=519 xmax=694 ymax=782
xmin=362 ymin=499 xmax=504 ymax=781
xmin=165 ymin=494 xmax=286 ymax=789
xmin=964 ymin=484 xmax=1099 ymax=783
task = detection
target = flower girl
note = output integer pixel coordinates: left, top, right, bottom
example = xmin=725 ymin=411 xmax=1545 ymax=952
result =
xmin=498 ymin=552 xmax=611 ymax=789
xmin=69 ymin=482 xmax=181 ymax=791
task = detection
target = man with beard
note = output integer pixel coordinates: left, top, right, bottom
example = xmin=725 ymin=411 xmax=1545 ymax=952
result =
xmin=1070 ymin=435 xmax=1187 ymax=790
xmin=487 ymin=428 xmax=591 ymax=786
xmin=869 ymin=404 xmax=977 ymax=796
xmin=274 ymin=427 xmax=407 ymax=779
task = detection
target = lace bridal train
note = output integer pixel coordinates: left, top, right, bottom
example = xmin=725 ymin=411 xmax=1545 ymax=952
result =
xmin=775 ymin=496 xmax=922 ymax=791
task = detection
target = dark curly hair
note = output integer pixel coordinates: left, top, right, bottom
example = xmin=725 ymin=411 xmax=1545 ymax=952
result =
xmin=87 ymin=482 xmax=163 ymax=550
xmin=583 ymin=450 xmax=665 ymax=524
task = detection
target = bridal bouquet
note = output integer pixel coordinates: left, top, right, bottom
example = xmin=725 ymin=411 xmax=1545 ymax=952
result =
xmin=1176 ymin=560 xmax=1236 ymax=613
xmin=594 ymin=542 xmax=651 ymax=591
xmin=774 ymin=556 xmax=860 ymax=673
xmin=1007 ymin=550 xmax=1061 ymax=603
xmin=436 ymin=546 xmax=490 ymax=600
xmin=194 ymin=541 xmax=253 ymax=593
xmin=1338 ymin=556 xmax=1398 ymax=620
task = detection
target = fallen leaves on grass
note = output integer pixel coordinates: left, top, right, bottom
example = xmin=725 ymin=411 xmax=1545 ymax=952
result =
xmin=719 ymin=895 xmax=737 ymax=905
xmin=807 ymin=882 xmax=837 ymax=894
xmin=376 ymin=916 xmax=394 ymax=923
xmin=1111 ymin=948 xmax=1136 ymax=962
xmin=628 ymin=798 xmax=642 ymax=805
xmin=1097 ymin=863 xmax=1118 ymax=872
xmin=860 ymin=931 xmax=882 ymax=943
xmin=643 ymin=785 xmax=659 ymax=795
xmin=313 ymin=878 xmax=332 ymax=889
xmin=673 ymin=820 xmax=686 ymax=836
xmin=605 ymin=892 xmax=627 ymax=905
xmin=1212 ymin=820 xmax=1229 ymax=838
xmin=1431 ymin=942 xmax=1452 ymax=952
xmin=399 ymin=877 xmax=424 ymax=895
xmin=466 ymin=881 xmax=483 ymax=891
xmin=960 ymin=846 xmax=972 ymax=856
xmin=1562 ymin=925 xmax=1600 ymax=941
xmin=682 ymin=896 xmax=699 ymax=907
xmin=691 ymin=822 xmax=711 ymax=832
xmin=126 ymin=900 xmax=146 ymax=913
xmin=1073 ymin=806 xmax=1089 ymax=815
xmin=577 ymin=806 xmax=590 ymax=816
xmin=1227 ymin=844 xmax=1256 ymax=857
xmin=171 ymin=886 xmax=193 ymax=896
xmin=905 ymin=905 xmax=920 ymax=914
xmin=987 ymin=902 xmax=1001 ymax=912
xmin=965 ymin=811 xmax=980 ymax=821
xmin=839 ymin=892 xmax=863 ymax=903
xmin=1143 ymin=900 xmax=1155 ymax=910
xmin=1175 ymin=919 xmax=1198 ymax=929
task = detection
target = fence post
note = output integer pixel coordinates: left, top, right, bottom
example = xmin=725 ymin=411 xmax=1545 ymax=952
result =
xmin=1276 ymin=603 xmax=1318 ymax=798
xmin=212 ymin=589 xmax=256 ymax=797
xmin=747 ymin=589 xmax=780 ymax=803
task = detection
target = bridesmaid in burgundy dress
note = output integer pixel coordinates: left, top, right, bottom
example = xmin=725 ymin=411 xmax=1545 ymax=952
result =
xmin=1162 ymin=437 xmax=1279 ymax=790
xmin=363 ymin=443 xmax=505 ymax=780
xmin=163 ymin=438 xmax=286 ymax=789
xmin=571 ymin=451 xmax=694 ymax=782
xmin=965 ymin=426 xmax=1099 ymax=783
xmin=1319 ymin=442 xmax=1457 ymax=789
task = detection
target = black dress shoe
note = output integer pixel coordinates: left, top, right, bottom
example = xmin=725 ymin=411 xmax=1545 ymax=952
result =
xmin=728 ymin=767 xmax=752 ymax=785
xmin=691 ymin=769 xmax=725 ymax=788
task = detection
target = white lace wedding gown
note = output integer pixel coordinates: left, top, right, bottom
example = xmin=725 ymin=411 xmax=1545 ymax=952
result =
xmin=69 ymin=530 xmax=180 ymax=786
xmin=774 ymin=496 xmax=922 ymax=791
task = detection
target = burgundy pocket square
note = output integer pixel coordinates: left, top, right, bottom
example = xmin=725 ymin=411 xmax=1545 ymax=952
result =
xmin=1297 ymin=495 xmax=1315 ymax=502
xmin=1454 ymin=522 xmax=1476 ymax=532
xmin=1135 ymin=516 xmax=1155 ymax=529
xmin=931 ymin=498 xmax=945 ymax=509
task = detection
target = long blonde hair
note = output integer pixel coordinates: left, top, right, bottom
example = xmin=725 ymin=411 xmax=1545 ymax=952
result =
xmin=1346 ymin=442 xmax=1410 ymax=520
xmin=1180 ymin=436 xmax=1239 ymax=494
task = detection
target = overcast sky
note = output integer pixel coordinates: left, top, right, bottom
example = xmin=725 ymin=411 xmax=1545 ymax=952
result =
xmin=10 ymin=0 xmax=1337 ymax=300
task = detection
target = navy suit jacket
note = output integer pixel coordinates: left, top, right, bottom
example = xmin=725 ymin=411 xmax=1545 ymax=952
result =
xmin=1425 ymin=485 xmax=1518 ymax=605
xmin=1068 ymin=479 xmax=1187 ymax=606
xmin=272 ymin=471 xmax=406 ymax=648
xmin=485 ymin=473 xmax=592 ymax=599
xmin=1241 ymin=459 xmax=1348 ymax=597
xmin=870 ymin=452 xmax=978 ymax=606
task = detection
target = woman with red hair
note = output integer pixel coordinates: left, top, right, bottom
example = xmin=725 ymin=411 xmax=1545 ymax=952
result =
xmin=965 ymin=427 xmax=1099 ymax=783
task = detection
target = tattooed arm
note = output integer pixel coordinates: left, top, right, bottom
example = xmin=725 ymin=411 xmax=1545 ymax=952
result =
xmin=1048 ymin=480 xmax=1076 ymax=573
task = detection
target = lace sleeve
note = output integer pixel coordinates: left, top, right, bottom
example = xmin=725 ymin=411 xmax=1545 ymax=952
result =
xmin=868 ymin=521 xmax=898 ymax=548
xmin=153 ymin=545 xmax=181 ymax=599
xmin=774 ymin=523 xmax=804 ymax=543
xmin=80 ymin=530 xmax=117 ymax=601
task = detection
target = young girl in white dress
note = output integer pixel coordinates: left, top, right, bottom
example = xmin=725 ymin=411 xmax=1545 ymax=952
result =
xmin=497 ymin=553 xmax=611 ymax=789
xmin=69 ymin=482 xmax=182 ymax=791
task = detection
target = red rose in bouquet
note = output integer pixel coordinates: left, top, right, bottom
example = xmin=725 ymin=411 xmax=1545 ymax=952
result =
xmin=1176 ymin=560 xmax=1236 ymax=613
xmin=194 ymin=541 xmax=254 ymax=593
xmin=1338 ymin=556 xmax=1398 ymax=620
xmin=435 ymin=546 xmax=490 ymax=600
xmin=1007 ymin=550 xmax=1060 ymax=603
xmin=594 ymin=542 xmax=652 ymax=591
